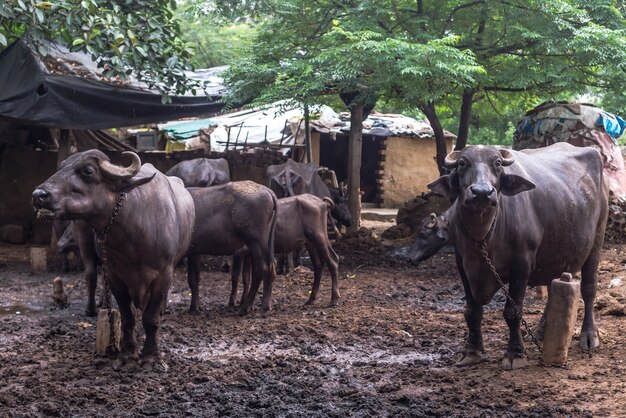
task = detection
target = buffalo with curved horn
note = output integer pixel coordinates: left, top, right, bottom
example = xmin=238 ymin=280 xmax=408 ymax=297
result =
xmin=32 ymin=150 xmax=195 ymax=371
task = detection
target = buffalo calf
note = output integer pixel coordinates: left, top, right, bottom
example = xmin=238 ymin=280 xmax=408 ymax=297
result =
xmin=187 ymin=181 xmax=277 ymax=315
xmin=231 ymin=194 xmax=340 ymax=308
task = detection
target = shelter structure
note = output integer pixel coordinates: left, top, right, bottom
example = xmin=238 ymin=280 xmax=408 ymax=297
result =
xmin=160 ymin=104 xmax=456 ymax=208
xmin=514 ymin=102 xmax=626 ymax=196
xmin=0 ymin=39 xmax=227 ymax=245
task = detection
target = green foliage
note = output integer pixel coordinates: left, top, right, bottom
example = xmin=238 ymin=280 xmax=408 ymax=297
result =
xmin=0 ymin=0 xmax=200 ymax=96
xmin=223 ymin=0 xmax=485 ymax=112
xmin=222 ymin=0 xmax=625 ymax=148
xmin=174 ymin=0 xmax=257 ymax=68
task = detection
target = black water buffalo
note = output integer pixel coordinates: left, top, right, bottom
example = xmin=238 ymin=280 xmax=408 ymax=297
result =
xmin=186 ymin=181 xmax=277 ymax=315
xmin=428 ymin=142 xmax=608 ymax=370
xmin=266 ymin=159 xmax=353 ymax=227
xmin=33 ymin=150 xmax=195 ymax=370
xmin=166 ymin=157 xmax=230 ymax=187
xmin=230 ymin=194 xmax=340 ymax=308
xmin=407 ymin=208 xmax=453 ymax=267
xmin=55 ymin=220 xmax=100 ymax=316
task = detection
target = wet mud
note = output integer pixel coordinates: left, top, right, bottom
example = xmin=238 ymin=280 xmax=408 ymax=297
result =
xmin=0 ymin=234 xmax=625 ymax=417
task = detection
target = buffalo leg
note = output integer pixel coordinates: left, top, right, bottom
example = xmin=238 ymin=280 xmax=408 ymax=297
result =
xmin=245 ymin=245 xmax=274 ymax=313
xmin=305 ymin=245 xmax=323 ymax=306
xmin=229 ymin=253 xmax=243 ymax=308
xmin=238 ymin=247 xmax=265 ymax=315
xmin=187 ymin=254 xmax=201 ymax=313
xmin=109 ymin=282 xmax=138 ymax=364
xmin=240 ymin=255 xmax=251 ymax=306
xmin=141 ymin=278 xmax=169 ymax=359
xmin=580 ymin=250 xmax=601 ymax=350
xmin=457 ymin=262 xmax=484 ymax=366
xmin=75 ymin=220 xmax=98 ymax=317
xmin=502 ymin=267 xmax=530 ymax=370
xmin=530 ymin=286 xmax=552 ymax=341
xmin=318 ymin=240 xmax=340 ymax=306
xmin=83 ymin=263 xmax=98 ymax=317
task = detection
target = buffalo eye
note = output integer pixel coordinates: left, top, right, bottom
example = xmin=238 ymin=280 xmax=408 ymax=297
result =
xmin=458 ymin=159 xmax=466 ymax=168
xmin=495 ymin=159 xmax=502 ymax=167
xmin=81 ymin=166 xmax=95 ymax=177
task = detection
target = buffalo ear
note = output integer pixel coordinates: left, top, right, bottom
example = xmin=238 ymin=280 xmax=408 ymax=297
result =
xmin=117 ymin=172 xmax=156 ymax=192
xmin=500 ymin=174 xmax=535 ymax=196
xmin=428 ymin=172 xmax=459 ymax=199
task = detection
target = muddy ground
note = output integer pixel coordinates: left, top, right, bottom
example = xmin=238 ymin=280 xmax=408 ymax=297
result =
xmin=0 ymin=221 xmax=625 ymax=417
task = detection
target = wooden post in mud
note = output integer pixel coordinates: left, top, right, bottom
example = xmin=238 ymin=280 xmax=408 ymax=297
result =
xmin=52 ymin=277 xmax=67 ymax=307
xmin=541 ymin=273 xmax=580 ymax=366
xmin=96 ymin=309 xmax=121 ymax=357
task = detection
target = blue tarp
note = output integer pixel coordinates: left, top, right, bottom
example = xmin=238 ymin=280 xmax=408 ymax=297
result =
xmin=598 ymin=111 xmax=626 ymax=139
xmin=159 ymin=118 xmax=217 ymax=140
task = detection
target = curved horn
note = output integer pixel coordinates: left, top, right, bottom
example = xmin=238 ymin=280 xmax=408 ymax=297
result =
xmin=498 ymin=149 xmax=515 ymax=166
xmin=426 ymin=213 xmax=437 ymax=228
xmin=98 ymin=151 xmax=141 ymax=180
xmin=444 ymin=151 xmax=461 ymax=168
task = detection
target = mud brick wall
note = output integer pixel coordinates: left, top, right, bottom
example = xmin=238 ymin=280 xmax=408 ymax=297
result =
xmin=219 ymin=149 xmax=287 ymax=185
xmin=0 ymin=145 xmax=58 ymax=244
xmin=381 ymin=137 xmax=454 ymax=208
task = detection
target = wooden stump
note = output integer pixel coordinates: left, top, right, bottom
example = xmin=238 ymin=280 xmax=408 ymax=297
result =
xmin=52 ymin=277 xmax=67 ymax=307
xmin=30 ymin=246 xmax=48 ymax=273
xmin=96 ymin=309 xmax=121 ymax=357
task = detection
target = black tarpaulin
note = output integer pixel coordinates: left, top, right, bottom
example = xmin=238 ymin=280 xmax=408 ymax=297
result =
xmin=0 ymin=39 xmax=226 ymax=130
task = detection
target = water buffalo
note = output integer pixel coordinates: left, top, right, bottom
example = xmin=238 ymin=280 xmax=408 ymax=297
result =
xmin=428 ymin=143 xmax=608 ymax=370
xmin=166 ymin=157 xmax=230 ymax=187
xmin=230 ymin=194 xmax=340 ymax=308
xmin=55 ymin=220 xmax=100 ymax=316
xmin=186 ymin=181 xmax=277 ymax=315
xmin=33 ymin=150 xmax=195 ymax=370
xmin=407 ymin=208 xmax=453 ymax=267
xmin=266 ymin=159 xmax=353 ymax=227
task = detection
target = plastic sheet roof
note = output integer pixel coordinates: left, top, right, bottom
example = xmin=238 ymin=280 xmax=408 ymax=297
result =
xmin=0 ymin=39 xmax=226 ymax=130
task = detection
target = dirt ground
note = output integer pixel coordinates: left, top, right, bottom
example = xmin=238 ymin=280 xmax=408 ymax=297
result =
xmin=1 ymin=221 xmax=625 ymax=417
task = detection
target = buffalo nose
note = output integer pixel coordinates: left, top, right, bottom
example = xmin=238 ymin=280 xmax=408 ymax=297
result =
xmin=469 ymin=184 xmax=495 ymax=198
xmin=32 ymin=188 xmax=50 ymax=205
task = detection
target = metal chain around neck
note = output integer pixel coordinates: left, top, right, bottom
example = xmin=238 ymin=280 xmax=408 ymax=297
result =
xmin=95 ymin=191 xmax=126 ymax=358
xmin=456 ymin=208 xmax=498 ymax=244
xmin=478 ymin=241 xmax=543 ymax=355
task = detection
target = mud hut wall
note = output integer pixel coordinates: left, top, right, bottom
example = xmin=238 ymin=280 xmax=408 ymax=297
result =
xmin=382 ymin=136 xmax=454 ymax=208
xmin=311 ymin=132 xmax=321 ymax=165
xmin=0 ymin=145 xmax=58 ymax=244
xmin=221 ymin=150 xmax=288 ymax=185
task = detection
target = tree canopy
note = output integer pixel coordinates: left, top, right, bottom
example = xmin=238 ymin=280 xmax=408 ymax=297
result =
xmin=222 ymin=0 xmax=626 ymax=169
xmin=0 ymin=0 xmax=199 ymax=96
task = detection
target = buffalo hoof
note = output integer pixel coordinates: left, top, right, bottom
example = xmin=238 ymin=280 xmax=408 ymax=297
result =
xmin=113 ymin=354 xmax=139 ymax=372
xmin=328 ymin=300 xmax=339 ymax=308
xmin=238 ymin=306 xmax=251 ymax=316
xmin=501 ymin=354 xmax=528 ymax=370
xmin=304 ymin=298 xmax=315 ymax=306
xmin=187 ymin=307 xmax=201 ymax=315
xmin=579 ymin=330 xmax=600 ymax=351
xmin=456 ymin=350 xmax=483 ymax=366
xmin=141 ymin=356 xmax=169 ymax=373
xmin=85 ymin=307 xmax=97 ymax=317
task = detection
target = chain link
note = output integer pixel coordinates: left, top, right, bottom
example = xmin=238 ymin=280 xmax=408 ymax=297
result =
xmin=95 ymin=191 xmax=126 ymax=358
xmin=479 ymin=241 xmax=543 ymax=354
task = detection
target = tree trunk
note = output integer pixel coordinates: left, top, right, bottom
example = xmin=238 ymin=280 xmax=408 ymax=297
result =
xmin=455 ymin=90 xmax=474 ymax=150
xmin=303 ymin=104 xmax=312 ymax=163
xmin=420 ymin=102 xmax=447 ymax=175
xmin=347 ymin=102 xmax=364 ymax=233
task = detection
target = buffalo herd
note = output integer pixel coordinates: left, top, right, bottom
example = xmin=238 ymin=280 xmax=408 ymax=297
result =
xmin=32 ymin=143 xmax=608 ymax=371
